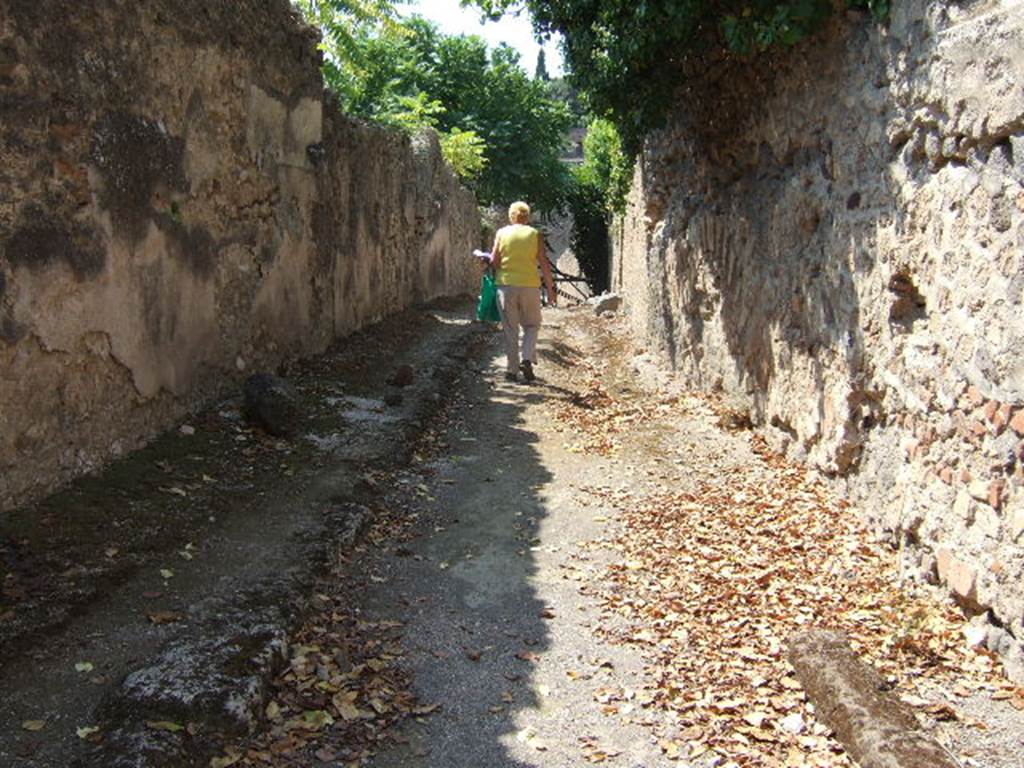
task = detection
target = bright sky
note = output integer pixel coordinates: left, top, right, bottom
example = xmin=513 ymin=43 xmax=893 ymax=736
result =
xmin=401 ymin=0 xmax=564 ymax=77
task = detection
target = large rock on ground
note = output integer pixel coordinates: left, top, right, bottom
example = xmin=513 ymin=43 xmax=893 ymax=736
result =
xmin=243 ymin=374 xmax=300 ymax=437
xmin=588 ymin=292 xmax=622 ymax=315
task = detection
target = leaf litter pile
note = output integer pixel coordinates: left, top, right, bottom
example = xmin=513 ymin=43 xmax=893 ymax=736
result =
xmin=551 ymin=361 xmax=650 ymax=457
xmin=549 ymin=351 xmax=1021 ymax=767
xmin=206 ymin=484 xmax=441 ymax=768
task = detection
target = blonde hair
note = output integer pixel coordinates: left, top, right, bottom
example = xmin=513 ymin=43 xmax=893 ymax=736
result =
xmin=508 ymin=201 xmax=531 ymax=224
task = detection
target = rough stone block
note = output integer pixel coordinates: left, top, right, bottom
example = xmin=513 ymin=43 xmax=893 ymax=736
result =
xmin=243 ymin=373 xmax=300 ymax=437
xmin=787 ymin=631 xmax=961 ymax=768
xmin=993 ymin=403 xmax=1013 ymax=431
xmin=967 ymin=479 xmax=990 ymax=503
xmin=969 ymin=419 xmax=990 ymax=438
xmin=588 ymin=292 xmax=623 ymax=315
xmin=986 ymin=430 xmax=1019 ymax=467
xmin=953 ymin=489 xmax=973 ymax=521
xmin=1009 ymin=498 xmax=1024 ymax=542
xmin=936 ymin=547 xmax=979 ymax=606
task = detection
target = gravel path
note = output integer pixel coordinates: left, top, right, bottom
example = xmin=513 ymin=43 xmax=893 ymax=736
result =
xmin=358 ymin=318 xmax=677 ymax=768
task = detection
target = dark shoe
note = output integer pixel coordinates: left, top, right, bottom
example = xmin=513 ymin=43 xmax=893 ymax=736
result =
xmin=519 ymin=360 xmax=536 ymax=382
xmin=504 ymin=371 xmax=519 ymax=383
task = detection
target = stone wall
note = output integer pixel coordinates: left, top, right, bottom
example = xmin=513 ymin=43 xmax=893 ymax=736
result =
xmin=0 ymin=0 xmax=479 ymax=511
xmin=612 ymin=0 xmax=1024 ymax=677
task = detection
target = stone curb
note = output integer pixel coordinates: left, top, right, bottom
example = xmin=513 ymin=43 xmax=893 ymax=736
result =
xmin=76 ymin=503 xmax=372 ymax=768
xmin=787 ymin=630 xmax=961 ymax=768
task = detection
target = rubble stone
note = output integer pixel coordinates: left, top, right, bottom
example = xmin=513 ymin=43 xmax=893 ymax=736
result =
xmin=244 ymin=374 xmax=300 ymax=437
xmin=936 ymin=548 xmax=979 ymax=608
xmin=589 ymin=292 xmax=623 ymax=315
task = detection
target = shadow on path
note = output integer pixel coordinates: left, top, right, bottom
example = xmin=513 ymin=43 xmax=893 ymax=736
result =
xmin=360 ymin=341 xmax=556 ymax=768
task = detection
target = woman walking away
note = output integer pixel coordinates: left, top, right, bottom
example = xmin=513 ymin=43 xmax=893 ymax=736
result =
xmin=490 ymin=201 xmax=557 ymax=382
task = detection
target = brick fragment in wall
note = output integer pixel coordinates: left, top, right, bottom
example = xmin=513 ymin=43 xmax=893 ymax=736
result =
xmin=988 ymin=479 xmax=1006 ymax=511
xmin=1011 ymin=408 xmax=1024 ymax=436
xmin=983 ymin=400 xmax=999 ymax=421
xmin=966 ymin=386 xmax=986 ymax=409
xmin=993 ymin=403 xmax=1013 ymax=431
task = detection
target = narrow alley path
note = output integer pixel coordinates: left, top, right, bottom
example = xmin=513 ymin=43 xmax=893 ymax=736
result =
xmin=212 ymin=308 xmax=1024 ymax=768
xmin=4 ymin=302 xmax=1024 ymax=767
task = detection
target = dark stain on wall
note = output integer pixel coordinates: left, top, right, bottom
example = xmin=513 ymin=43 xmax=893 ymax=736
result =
xmin=91 ymin=112 xmax=187 ymax=244
xmin=154 ymin=214 xmax=218 ymax=280
xmin=0 ymin=41 xmax=19 ymax=87
xmin=0 ymin=314 xmax=27 ymax=344
xmin=152 ymin=0 xmax=322 ymax=96
xmin=2 ymin=204 xmax=105 ymax=280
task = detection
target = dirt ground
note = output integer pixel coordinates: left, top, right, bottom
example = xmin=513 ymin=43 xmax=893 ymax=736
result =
xmin=3 ymin=301 xmax=1024 ymax=767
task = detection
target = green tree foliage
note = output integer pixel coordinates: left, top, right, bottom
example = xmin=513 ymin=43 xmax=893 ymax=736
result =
xmin=575 ymin=119 xmax=630 ymax=213
xmin=411 ymin=31 xmax=572 ymax=209
xmin=566 ymin=178 xmax=612 ymax=293
xmin=439 ymin=127 xmax=489 ymax=179
xmin=546 ymin=77 xmax=585 ymax=123
xmin=471 ymin=0 xmax=887 ymax=153
xmin=295 ymin=0 xmax=405 ymax=94
xmin=534 ymin=49 xmax=550 ymax=81
xmin=563 ymin=118 xmax=629 ymax=292
xmin=300 ymin=7 xmax=571 ymax=208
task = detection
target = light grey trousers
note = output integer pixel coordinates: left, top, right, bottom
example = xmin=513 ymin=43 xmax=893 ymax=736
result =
xmin=496 ymin=286 xmax=542 ymax=373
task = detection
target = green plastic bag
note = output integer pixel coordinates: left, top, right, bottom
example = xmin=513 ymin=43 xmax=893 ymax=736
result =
xmin=476 ymin=271 xmax=501 ymax=322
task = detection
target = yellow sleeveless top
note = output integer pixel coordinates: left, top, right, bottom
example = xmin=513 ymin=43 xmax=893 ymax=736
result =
xmin=495 ymin=224 xmax=541 ymax=287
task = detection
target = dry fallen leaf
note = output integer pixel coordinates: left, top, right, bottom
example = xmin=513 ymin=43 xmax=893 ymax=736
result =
xmin=558 ymin=388 xmax=1008 ymax=767
xmin=516 ymin=728 xmax=548 ymax=752
xmin=76 ymin=725 xmax=101 ymax=740
xmin=145 ymin=720 xmax=184 ymax=732
xmin=147 ymin=611 xmax=183 ymax=625
xmin=286 ymin=710 xmax=334 ymax=732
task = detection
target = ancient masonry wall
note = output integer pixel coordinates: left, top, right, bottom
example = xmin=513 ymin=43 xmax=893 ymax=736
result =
xmin=612 ymin=0 xmax=1024 ymax=677
xmin=0 ymin=0 xmax=479 ymax=511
